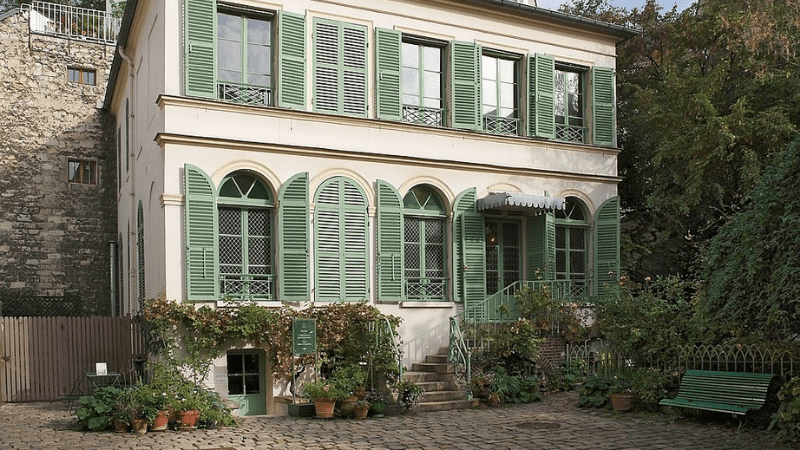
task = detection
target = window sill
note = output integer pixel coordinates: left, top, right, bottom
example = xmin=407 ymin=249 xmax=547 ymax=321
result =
xmin=399 ymin=301 xmax=454 ymax=308
xmin=216 ymin=300 xmax=282 ymax=308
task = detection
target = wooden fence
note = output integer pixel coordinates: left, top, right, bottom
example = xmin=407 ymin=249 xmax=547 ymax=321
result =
xmin=0 ymin=316 xmax=144 ymax=402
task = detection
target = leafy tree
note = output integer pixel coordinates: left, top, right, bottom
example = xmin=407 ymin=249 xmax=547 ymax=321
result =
xmin=700 ymin=135 xmax=800 ymax=339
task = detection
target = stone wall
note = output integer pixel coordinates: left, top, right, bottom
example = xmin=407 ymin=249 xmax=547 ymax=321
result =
xmin=0 ymin=10 xmax=117 ymax=315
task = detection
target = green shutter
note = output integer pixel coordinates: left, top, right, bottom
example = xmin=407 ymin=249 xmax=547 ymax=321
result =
xmin=184 ymin=164 xmax=217 ymax=300
xmin=278 ymin=172 xmax=310 ymax=301
xmin=315 ymin=177 xmax=369 ymax=302
xmin=184 ymin=0 xmax=216 ymax=98
xmin=313 ymin=18 xmax=367 ymax=117
xmin=451 ymin=41 xmax=481 ymax=130
xmin=376 ymin=180 xmax=404 ymax=301
xmin=453 ymin=188 xmax=485 ymax=309
xmin=526 ymin=212 xmax=555 ymax=281
xmin=277 ymin=10 xmax=306 ymax=110
xmin=529 ymin=54 xmax=555 ymax=139
xmin=594 ymin=196 xmax=620 ymax=297
xmin=375 ymin=28 xmax=402 ymax=121
xmin=592 ymin=66 xmax=615 ymax=146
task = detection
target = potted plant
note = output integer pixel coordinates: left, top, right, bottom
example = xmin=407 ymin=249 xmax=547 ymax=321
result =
xmin=487 ymin=367 xmax=522 ymax=406
xmin=173 ymin=387 xmax=205 ymax=430
xmin=74 ymin=386 xmax=124 ymax=431
xmin=122 ymin=384 xmax=159 ymax=435
xmin=149 ymin=392 xmax=170 ymax=431
xmin=367 ymin=390 xmax=388 ymax=418
xmin=302 ymin=378 xmax=347 ymax=418
xmin=353 ymin=399 xmax=370 ymax=419
xmin=609 ymin=372 xmax=636 ymax=411
xmin=395 ymin=378 xmax=425 ymax=413
xmin=331 ymin=364 xmax=368 ymax=412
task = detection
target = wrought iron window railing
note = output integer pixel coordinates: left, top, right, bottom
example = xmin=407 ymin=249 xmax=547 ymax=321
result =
xmin=405 ymin=277 xmax=447 ymax=301
xmin=219 ymin=273 xmax=274 ymax=300
xmin=555 ymin=124 xmax=586 ymax=144
xmin=217 ymin=82 xmax=271 ymax=106
xmin=23 ymin=1 xmax=120 ymax=44
xmin=483 ymin=114 xmax=519 ymax=136
xmin=402 ymin=105 xmax=444 ymax=127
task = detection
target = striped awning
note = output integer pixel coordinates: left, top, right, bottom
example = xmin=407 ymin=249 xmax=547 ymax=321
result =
xmin=477 ymin=192 xmax=565 ymax=213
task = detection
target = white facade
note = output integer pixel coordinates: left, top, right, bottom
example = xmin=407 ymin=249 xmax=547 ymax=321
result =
xmin=106 ymin=0 xmax=633 ymax=414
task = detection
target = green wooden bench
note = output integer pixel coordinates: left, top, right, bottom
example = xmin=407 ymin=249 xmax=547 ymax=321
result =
xmin=660 ymin=370 xmax=773 ymax=431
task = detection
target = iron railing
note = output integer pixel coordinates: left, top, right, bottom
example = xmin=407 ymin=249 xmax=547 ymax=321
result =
xmin=375 ymin=317 xmax=403 ymax=382
xmin=448 ymin=317 xmax=471 ymax=397
xmin=555 ymin=124 xmax=586 ymax=144
xmin=219 ymin=273 xmax=274 ymax=301
xmin=405 ymin=277 xmax=447 ymax=302
xmin=217 ymin=82 xmax=271 ymax=106
xmin=402 ymin=105 xmax=444 ymax=126
xmin=483 ymin=114 xmax=520 ymax=136
xmin=23 ymin=1 xmax=120 ymax=45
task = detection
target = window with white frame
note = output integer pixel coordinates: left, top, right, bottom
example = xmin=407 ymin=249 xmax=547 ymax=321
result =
xmin=401 ymin=39 xmax=444 ymax=126
xmin=217 ymin=7 xmax=273 ymax=105
xmin=555 ymin=66 xmax=586 ymax=143
xmin=482 ymin=52 xmax=520 ymax=136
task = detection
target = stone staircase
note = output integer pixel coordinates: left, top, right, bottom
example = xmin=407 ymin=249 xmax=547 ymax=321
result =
xmin=395 ymin=347 xmax=473 ymax=413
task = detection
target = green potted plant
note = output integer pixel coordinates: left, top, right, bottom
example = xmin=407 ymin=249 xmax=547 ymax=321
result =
xmin=331 ymin=364 xmax=368 ymax=413
xmin=395 ymin=378 xmax=425 ymax=413
xmin=74 ymin=386 xmax=124 ymax=431
xmin=173 ymin=386 xmax=205 ymax=430
xmin=367 ymin=389 xmax=388 ymax=418
xmin=609 ymin=371 xmax=636 ymax=411
xmin=302 ymin=378 xmax=347 ymax=418
xmin=353 ymin=399 xmax=370 ymax=419
xmin=122 ymin=384 xmax=159 ymax=435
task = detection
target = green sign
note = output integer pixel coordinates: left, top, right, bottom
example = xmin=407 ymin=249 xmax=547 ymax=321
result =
xmin=292 ymin=319 xmax=316 ymax=355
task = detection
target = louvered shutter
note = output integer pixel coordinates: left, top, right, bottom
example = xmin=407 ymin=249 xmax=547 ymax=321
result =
xmin=137 ymin=200 xmax=145 ymax=300
xmin=453 ymin=188 xmax=485 ymax=312
xmin=592 ymin=66 xmax=615 ymax=146
xmin=278 ymin=173 xmax=310 ymax=301
xmin=594 ymin=196 xmax=620 ymax=297
xmin=278 ymin=10 xmax=306 ymax=110
xmin=376 ymin=180 xmax=404 ymax=301
xmin=184 ymin=164 xmax=217 ymax=300
xmin=315 ymin=177 xmax=369 ymax=302
xmin=375 ymin=28 xmax=402 ymax=121
xmin=526 ymin=212 xmax=555 ymax=281
xmin=313 ymin=19 xmax=367 ymax=116
xmin=451 ymin=41 xmax=481 ymax=130
xmin=529 ymin=54 xmax=555 ymax=139
xmin=184 ymin=0 xmax=216 ymax=98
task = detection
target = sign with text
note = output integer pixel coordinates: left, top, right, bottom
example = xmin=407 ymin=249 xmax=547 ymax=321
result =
xmin=292 ymin=319 xmax=316 ymax=355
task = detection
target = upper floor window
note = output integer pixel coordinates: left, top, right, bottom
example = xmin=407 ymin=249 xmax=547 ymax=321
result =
xmin=401 ymin=40 xmax=444 ymax=126
xmin=68 ymin=67 xmax=95 ymax=85
xmin=217 ymin=9 xmax=273 ymax=105
xmin=313 ymin=18 xmax=367 ymax=117
xmin=482 ymin=53 xmax=519 ymax=136
xmin=555 ymin=66 xmax=585 ymax=144
xmin=68 ymin=159 xmax=97 ymax=185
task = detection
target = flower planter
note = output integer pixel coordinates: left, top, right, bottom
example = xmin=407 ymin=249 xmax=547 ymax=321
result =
xmin=370 ymin=400 xmax=387 ymax=418
xmin=150 ymin=410 xmax=169 ymax=431
xmin=610 ymin=392 xmax=635 ymax=411
xmin=314 ymin=399 xmax=336 ymax=418
xmin=353 ymin=404 xmax=370 ymax=419
xmin=130 ymin=417 xmax=148 ymax=436
xmin=112 ymin=420 xmax=128 ymax=433
xmin=177 ymin=409 xmax=200 ymax=430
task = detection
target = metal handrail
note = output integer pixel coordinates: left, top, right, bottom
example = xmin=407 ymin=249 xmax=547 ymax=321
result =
xmin=219 ymin=273 xmax=275 ymax=301
xmin=378 ymin=317 xmax=403 ymax=381
xmin=459 ymin=279 xmax=573 ymax=325
xmin=23 ymin=1 xmax=120 ymax=45
xmin=448 ymin=317 xmax=471 ymax=395
xmin=405 ymin=276 xmax=447 ymax=302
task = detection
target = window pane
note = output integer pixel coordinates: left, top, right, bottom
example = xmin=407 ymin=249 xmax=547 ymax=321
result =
xmin=482 ymin=56 xmax=496 ymax=80
xmin=423 ymin=71 xmax=440 ymax=100
xmin=423 ymin=46 xmax=440 ymax=72
xmin=227 ymin=354 xmax=243 ymax=374
xmin=247 ymin=45 xmax=271 ymax=86
xmin=554 ymin=71 xmax=565 ymax=118
xmin=423 ymin=96 xmax=441 ymax=109
xmin=247 ymin=18 xmax=270 ymax=45
xmin=244 ymin=375 xmax=260 ymax=394
xmin=499 ymin=59 xmax=515 ymax=83
xmin=68 ymin=161 xmax=79 ymax=182
xmin=482 ymin=79 xmax=497 ymax=111
xmin=402 ymin=94 xmax=419 ymax=106
xmin=402 ymin=42 xmax=419 ymax=68
xmin=500 ymin=83 xmax=514 ymax=109
xmin=218 ymin=13 xmax=241 ymax=40
xmin=218 ymin=40 xmax=242 ymax=80
xmin=228 ymin=376 xmax=244 ymax=395
xmin=244 ymin=354 xmax=260 ymax=374
xmin=402 ymin=67 xmax=419 ymax=96
xmin=86 ymin=71 xmax=95 ymax=85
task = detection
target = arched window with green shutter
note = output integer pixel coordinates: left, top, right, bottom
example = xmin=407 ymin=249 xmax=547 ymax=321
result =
xmin=594 ymin=196 xmax=620 ymax=297
xmin=185 ymin=164 xmax=218 ymax=300
xmin=403 ymin=185 xmax=447 ymax=302
xmin=452 ymin=188 xmax=485 ymax=312
xmin=314 ymin=177 xmax=369 ymax=302
xmin=555 ymin=197 xmax=589 ymax=297
xmin=217 ymin=171 xmax=275 ymax=301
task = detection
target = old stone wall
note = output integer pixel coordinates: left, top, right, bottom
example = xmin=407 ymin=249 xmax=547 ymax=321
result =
xmin=0 ymin=10 xmax=117 ymax=315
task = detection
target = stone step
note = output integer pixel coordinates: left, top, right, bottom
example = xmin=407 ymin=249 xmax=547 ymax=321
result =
xmin=425 ymin=354 xmax=449 ymax=364
xmin=416 ymin=381 xmax=451 ymax=392
xmin=420 ymin=390 xmax=468 ymax=403
xmin=412 ymin=362 xmax=454 ymax=374
xmin=402 ymin=371 xmax=444 ymax=383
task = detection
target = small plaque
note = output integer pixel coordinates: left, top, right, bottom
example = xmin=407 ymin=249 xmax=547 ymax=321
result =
xmin=95 ymin=362 xmax=108 ymax=375
xmin=292 ymin=319 xmax=316 ymax=355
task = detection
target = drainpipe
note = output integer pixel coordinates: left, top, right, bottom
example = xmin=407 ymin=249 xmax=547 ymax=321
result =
xmin=110 ymin=241 xmax=117 ymax=317
xmin=118 ymin=45 xmax=137 ymax=315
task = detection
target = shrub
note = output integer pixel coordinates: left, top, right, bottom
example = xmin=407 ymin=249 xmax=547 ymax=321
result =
xmin=75 ymin=386 xmax=123 ymax=431
xmin=771 ymin=376 xmax=800 ymax=437
xmin=578 ymin=375 xmax=613 ymax=408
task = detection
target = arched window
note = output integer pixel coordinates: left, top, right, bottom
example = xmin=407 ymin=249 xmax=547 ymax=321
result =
xmin=403 ymin=185 xmax=447 ymax=301
xmin=555 ymin=197 xmax=588 ymax=296
xmin=217 ymin=172 xmax=274 ymax=300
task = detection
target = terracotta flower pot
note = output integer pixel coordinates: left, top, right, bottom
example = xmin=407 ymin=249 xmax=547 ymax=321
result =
xmin=177 ymin=409 xmax=200 ymax=430
xmin=130 ymin=417 xmax=148 ymax=436
xmin=150 ymin=410 xmax=169 ymax=431
xmin=314 ymin=399 xmax=336 ymax=418
xmin=354 ymin=404 xmax=370 ymax=419
xmin=112 ymin=419 xmax=128 ymax=433
xmin=610 ymin=392 xmax=635 ymax=411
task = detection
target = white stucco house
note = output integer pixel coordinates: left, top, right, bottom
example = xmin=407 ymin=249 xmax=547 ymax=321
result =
xmin=105 ymin=0 xmax=636 ymax=415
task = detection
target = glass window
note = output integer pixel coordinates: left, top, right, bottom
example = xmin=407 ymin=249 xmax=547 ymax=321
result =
xmin=68 ymin=159 xmax=97 ymax=185
xmin=403 ymin=186 xmax=446 ymax=301
xmin=67 ymin=67 xmax=96 ymax=85
xmin=402 ymin=40 xmax=443 ymax=126
xmin=482 ymin=53 xmax=519 ymax=135
xmin=555 ymin=67 xmax=585 ymax=143
xmin=217 ymin=172 xmax=274 ymax=300
xmin=217 ymin=10 xmax=272 ymax=105
xmin=555 ymin=197 xmax=588 ymax=296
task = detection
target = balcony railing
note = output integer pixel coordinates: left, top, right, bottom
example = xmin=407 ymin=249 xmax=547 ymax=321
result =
xmin=483 ymin=114 xmax=520 ymax=136
xmin=555 ymin=123 xmax=586 ymax=144
xmin=405 ymin=277 xmax=447 ymax=302
xmin=219 ymin=273 xmax=274 ymax=301
xmin=23 ymin=1 xmax=120 ymax=44
xmin=402 ymin=105 xmax=444 ymax=127
xmin=217 ymin=82 xmax=271 ymax=106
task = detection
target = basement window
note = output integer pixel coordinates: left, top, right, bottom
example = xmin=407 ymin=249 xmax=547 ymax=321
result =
xmin=67 ymin=67 xmax=96 ymax=85
xmin=68 ymin=159 xmax=97 ymax=185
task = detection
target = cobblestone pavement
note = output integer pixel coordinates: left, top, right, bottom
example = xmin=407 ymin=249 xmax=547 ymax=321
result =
xmin=1 ymin=392 xmax=796 ymax=450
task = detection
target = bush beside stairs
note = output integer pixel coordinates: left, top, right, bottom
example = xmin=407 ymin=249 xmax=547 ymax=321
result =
xmin=391 ymin=347 xmax=473 ymax=414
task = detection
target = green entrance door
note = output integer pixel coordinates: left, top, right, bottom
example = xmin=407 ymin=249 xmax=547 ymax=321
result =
xmin=485 ymin=220 xmax=521 ymax=320
xmin=227 ymin=351 xmax=265 ymax=415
